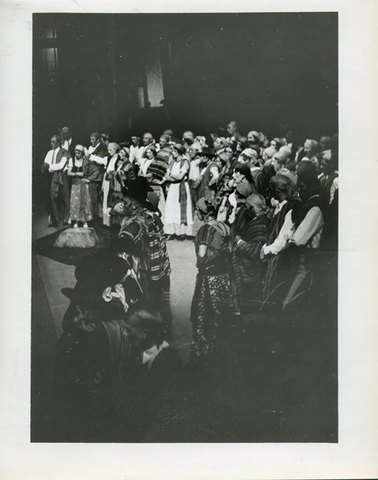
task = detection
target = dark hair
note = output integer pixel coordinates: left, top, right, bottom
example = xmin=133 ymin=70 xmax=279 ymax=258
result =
xmin=297 ymin=162 xmax=320 ymax=194
xmin=234 ymin=163 xmax=253 ymax=183
xmin=90 ymin=132 xmax=100 ymax=141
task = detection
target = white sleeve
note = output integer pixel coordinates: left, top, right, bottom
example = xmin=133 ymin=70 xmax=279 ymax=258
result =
xmin=263 ymin=211 xmax=294 ymax=255
xmin=43 ymin=152 xmax=51 ymax=166
xmin=90 ymin=154 xmax=108 ymax=166
xmin=329 ymin=177 xmax=339 ymax=204
xmin=210 ymin=166 xmax=219 ymax=181
xmin=49 ymin=154 xmax=68 ymax=171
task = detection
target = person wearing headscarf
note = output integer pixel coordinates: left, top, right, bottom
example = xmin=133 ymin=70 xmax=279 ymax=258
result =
xmin=221 ymin=164 xmax=255 ymax=224
xmin=164 ymin=143 xmax=193 ymax=238
xmin=230 ymin=194 xmax=270 ymax=310
xmin=182 ymin=130 xmax=195 ymax=143
xmin=247 ymin=130 xmax=262 ymax=145
xmin=190 ymin=198 xmax=234 ymax=358
xmin=66 ymin=145 xmax=93 ymax=228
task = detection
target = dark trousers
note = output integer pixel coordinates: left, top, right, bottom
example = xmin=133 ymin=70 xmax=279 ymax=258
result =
xmin=50 ymin=172 xmax=70 ymax=226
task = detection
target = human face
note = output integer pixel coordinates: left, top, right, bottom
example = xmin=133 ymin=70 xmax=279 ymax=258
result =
xmin=227 ymin=122 xmax=236 ymax=136
xmin=146 ymin=148 xmax=155 ymax=160
xmin=75 ymin=149 xmax=84 ymax=160
xmin=62 ymin=129 xmax=70 ymax=141
xmin=272 ymin=156 xmax=281 ymax=173
xmin=224 ymin=147 xmax=233 ymax=159
xmin=114 ymin=196 xmax=136 ymax=217
xmin=213 ymin=138 xmax=222 ymax=150
xmin=159 ymin=136 xmax=168 ymax=148
xmin=238 ymin=154 xmax=247 ymax=164
xmin=232 ymin=170 xmax=244 ymax=184
xmin=119 ymin=149 xmax=127 ymax=160
xmin=320 ymin=158 xmax=333 ymax=175
xmin=296 ymin=179 xmax=311 ymax=201
xmin=188 ymin=148 xmax=197 ymax=160
xmin=108 ymin=144 xmax=117 ymax=156
xmin=172 ymin=147 xmax=179 ymax=159
xmin=51 ymin=137 xmax=60 ymax=150
xmin=131 ymin=136 xmax=139 ymax=146
xmin=247 ymin=132 xmax=256 ymax=142
xmin=89 ymin=136 xmax=97 ymax=147
xmin=142 ymin=134 xmax=152 ymax=146
xmin=270 ymin=140 xmax=277 ymax=148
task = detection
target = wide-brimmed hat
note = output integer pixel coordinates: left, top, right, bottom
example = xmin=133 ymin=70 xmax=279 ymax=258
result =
xmin=110 ymin=177 xmax=157 ymax=214
xmin=62 ymin=254 xmax=132 ymax=305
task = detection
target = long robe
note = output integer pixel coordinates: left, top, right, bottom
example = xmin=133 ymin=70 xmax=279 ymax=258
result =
xmin=231 ymin=213 xmax=270 ymax=310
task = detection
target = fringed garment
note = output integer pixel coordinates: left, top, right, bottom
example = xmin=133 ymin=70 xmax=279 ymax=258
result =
xmin=190 ymin=222 xmax=234 ymax=357
xmin=231 ymin=214 xmax=270 ymax=310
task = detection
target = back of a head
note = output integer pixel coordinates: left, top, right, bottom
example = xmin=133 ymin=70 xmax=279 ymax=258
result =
xmin=270 ymin=174 xmax=294 ymax=197
xmin=297 ymin=162 xmax=320 ymax=194
xmin=235 ymin=163 xmax=253 ymax=183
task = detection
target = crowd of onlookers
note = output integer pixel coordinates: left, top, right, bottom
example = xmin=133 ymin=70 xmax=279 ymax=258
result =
xmin=41 ymin=121 xmax=338 ymax=417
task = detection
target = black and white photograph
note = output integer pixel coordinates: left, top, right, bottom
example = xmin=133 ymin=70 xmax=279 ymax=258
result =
xmin=31 ymin=11 xmax=339 ymax=443
xmin=2 ymin=1 xmax=378 ymax=478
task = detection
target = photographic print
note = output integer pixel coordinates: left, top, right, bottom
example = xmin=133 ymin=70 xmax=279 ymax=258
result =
xmin=31 ymin=12 xmax=338 ymax=443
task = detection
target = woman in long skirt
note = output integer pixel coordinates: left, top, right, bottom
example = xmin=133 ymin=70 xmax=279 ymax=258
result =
xmin=67 ymin=145 xmax=93 ymax=227
xmin=190 ymin=198 xmax=234 ymax=358
xmin=164 ymin=143 xmax=193 ymax=238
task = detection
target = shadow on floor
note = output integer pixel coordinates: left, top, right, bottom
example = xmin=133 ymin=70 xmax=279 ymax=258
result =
xmin=32 ymin=219 xmax=117 ymax=266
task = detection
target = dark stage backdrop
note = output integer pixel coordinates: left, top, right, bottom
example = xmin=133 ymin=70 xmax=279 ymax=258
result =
xmin=33 ymin=12 xmax=338 ymax=171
